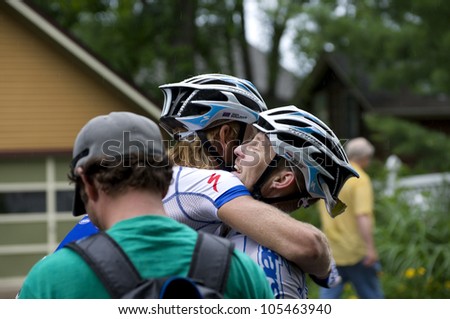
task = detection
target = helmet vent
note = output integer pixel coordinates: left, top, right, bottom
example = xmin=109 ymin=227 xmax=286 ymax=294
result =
xmin=269 ymin=109 xmax=291 ymax=116
xmin=256 ymin=116 xmax=275 ymax=131
xmin=195 ymin=90 xmax=227 ymax=102
xmin=277 ymin=119 xmax=309 ymax=128
xmin=183 ymin=104 xmax=211 ymax=116
xmin=235 ymin=95 xmax=261 ymax=112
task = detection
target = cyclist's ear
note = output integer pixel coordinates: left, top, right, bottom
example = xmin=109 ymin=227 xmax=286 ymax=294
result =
xmin=218 ymin=124 xmax=235 ymax=144
xmin=269 ymin=169 xmax=296 ymax=191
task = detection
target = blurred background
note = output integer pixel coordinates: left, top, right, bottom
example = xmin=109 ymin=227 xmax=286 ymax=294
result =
xmin=0 ymin=0 xmax=448 ymax=298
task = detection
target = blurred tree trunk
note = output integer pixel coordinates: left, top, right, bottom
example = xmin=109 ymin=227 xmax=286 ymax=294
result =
xmin=166 ymin=0 xmax=197 ymax=81
xmin=264 ymin=0 xmax=303 ymax=105
xmin=236 ymin=0 xmax=253 ymax=82
xmin=266 ymin=7 xmax=286 ymax=103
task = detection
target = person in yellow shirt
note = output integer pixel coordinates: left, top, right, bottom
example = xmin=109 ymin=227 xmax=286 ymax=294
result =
xmin=318 ymin=137 xmax=384 ymax=299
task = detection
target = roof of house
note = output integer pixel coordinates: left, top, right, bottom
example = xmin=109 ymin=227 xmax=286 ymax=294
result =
xmin=298 ymin=52 xmax=373 ymax=111
xmin=3 ymin=0 xmax=161 ymax=120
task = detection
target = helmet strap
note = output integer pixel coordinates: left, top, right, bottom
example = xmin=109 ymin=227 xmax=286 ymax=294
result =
xmin=258 ymin=188 xmax=312 ymax=208
xmin=258 ymin=193 xmax=299 ymax=204
xmin=251 ymin=156 xmax=281 ymax=200
xmin=196 ymin=130 xmax=229 ymax=171
xmin=236 ymin=122 xmax=247 ymax=145
xmin=197 ymin=122 xmax=249 ymax=172
xmin=229 ymin=122 xmax=250 ymax=169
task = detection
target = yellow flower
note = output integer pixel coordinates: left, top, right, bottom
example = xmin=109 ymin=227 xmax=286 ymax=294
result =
xmin=344 ymin=283 xmax=352 ymax=291
xmin=405 ymin=268 xmax=416 ymax=279
xmin=417 ymin=267 xmax=426 ymax=276
xmin=445 ymin=281 xmax=450 ymax=290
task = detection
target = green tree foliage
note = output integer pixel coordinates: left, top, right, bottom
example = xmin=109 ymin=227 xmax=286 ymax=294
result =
xmin=292 ymin=0 xmax=450 ymax=94
xmin=29 ymin=0 xmax=253 ymax=100
xmin=29 ymin=0 xmax=449 ymax=100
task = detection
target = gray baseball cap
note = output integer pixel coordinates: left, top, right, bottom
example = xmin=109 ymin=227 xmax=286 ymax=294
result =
xmin=71 ymin=112 xmax=164 ymax=216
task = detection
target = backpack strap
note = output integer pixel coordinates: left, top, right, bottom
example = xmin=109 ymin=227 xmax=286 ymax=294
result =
xmin=188 ymin=232 xmax=234 ymax=294
xmin=66 ymin=232 xmax=142 ymax=298
xmin=66 ymin=231 xmax=234 ymax=297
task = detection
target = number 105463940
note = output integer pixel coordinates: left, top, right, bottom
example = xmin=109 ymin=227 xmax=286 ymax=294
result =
xmin=260 ymin=303 xmax=332 ymax=315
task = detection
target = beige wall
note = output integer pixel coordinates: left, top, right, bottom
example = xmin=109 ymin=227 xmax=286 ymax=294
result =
xmin=0 ymin=8 xmax=148 ymax=153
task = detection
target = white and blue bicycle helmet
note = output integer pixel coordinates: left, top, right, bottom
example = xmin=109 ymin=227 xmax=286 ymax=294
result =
xmin=253 ymin=105 xmax=359 ymax=217
xmin=159 ymin=73 xmax=267 ymax=138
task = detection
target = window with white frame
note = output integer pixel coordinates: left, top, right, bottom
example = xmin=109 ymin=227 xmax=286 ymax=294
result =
xmin=0 ymin=156 xmax=74 ymax=215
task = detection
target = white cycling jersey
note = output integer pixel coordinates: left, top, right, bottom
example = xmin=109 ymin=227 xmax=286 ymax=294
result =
xmin=163 ymin=165 xmax=307 ymax=298
xmin=227 ymin=230 xmax=308 ymax=299
xmin=162 ymin=165 xmax=250 ymax=235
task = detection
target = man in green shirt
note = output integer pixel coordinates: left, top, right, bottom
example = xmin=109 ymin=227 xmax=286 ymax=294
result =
xmin=18 ymin=112 xmax=273 ymax=299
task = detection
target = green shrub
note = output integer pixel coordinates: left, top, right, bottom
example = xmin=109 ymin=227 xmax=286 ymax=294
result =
xmin=375 ymin=186 xmax=450 ymax=298
xmin=295 ymin=188 xmax=450 ymax=299
xmin=364 ymin=114 xmax=450 ymax=297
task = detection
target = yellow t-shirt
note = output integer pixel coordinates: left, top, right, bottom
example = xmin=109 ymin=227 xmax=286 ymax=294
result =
xmin=318 ymin=162 xmax=374 ymax=265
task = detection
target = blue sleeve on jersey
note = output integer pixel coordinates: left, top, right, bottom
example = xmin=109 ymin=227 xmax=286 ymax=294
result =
xmin=215 ymin=185 xmax=250 ymax=208
xmin=55 ymin=215 xmax=99 ymax=251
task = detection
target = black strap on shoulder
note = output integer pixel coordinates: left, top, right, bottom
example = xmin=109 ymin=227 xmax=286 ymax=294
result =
xmin=66 ymin=232 xmax=142 ymax=298
xmin=188 ymin=232 xmax=234 ymax=294
xmin=67 ymin=231 xmax=234 ymax=297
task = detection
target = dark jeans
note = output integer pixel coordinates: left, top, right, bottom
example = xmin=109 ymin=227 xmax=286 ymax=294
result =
xmin=319 ymin=259 xmax=384 ymax=299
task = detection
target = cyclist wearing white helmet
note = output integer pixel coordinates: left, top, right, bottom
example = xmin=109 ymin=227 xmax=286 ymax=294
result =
xmin=159 ymin=75 xmax=339 ymax=298
xmin=235 ymin=105 xmax=359 ymax=217
xmin=230 ymin=105 xmax=359 ymax=296
xmin=159 ymin=73 xmax=267 ymax=170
